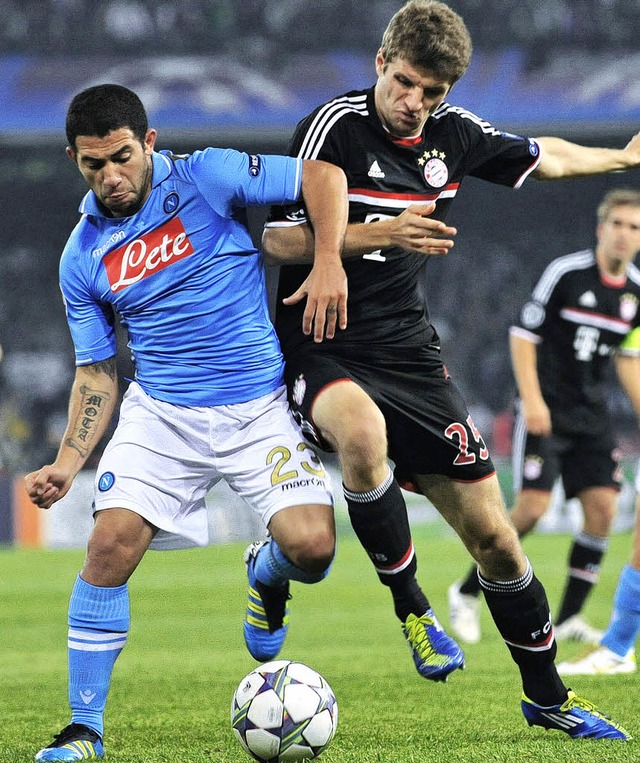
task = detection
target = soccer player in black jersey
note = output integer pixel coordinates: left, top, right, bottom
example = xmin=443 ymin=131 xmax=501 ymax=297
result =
xmin=262 ymin=0 xmax=640 ymax=738
xmin=557 ymin=463 xmax=640 ymax=676
xmin=450 ymin=189 xmax=640 ymax=648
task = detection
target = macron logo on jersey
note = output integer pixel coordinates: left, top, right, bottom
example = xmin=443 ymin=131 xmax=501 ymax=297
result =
xmin=104 ymin=217 xmax=194 ymax=293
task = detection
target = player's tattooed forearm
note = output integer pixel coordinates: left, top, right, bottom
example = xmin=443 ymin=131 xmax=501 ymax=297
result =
xmin=86 ymin=356 xmax=118 ymax=380
xmin=65 ymin=384 xmax=113 ymax=457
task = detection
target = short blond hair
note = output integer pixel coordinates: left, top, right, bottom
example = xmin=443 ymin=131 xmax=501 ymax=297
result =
xmin=379 ymin=0 xmax=472 ymax=83
xmin=596 ymin=188 xmax=640 ymax=224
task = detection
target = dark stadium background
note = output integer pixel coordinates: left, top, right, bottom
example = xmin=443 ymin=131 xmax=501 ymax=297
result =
xmin=1 ymin=0 xmax=640 ymax=476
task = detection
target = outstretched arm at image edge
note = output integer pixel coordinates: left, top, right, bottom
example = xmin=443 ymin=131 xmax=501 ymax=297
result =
xmin=534 ymin=133 xmax=640 ymax=180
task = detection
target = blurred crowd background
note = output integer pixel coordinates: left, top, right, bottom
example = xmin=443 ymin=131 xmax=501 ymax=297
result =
xmin=3 ymin=0 xmax=640 ymax=60
xmin=1 ymin=0 xmax=639 ymax=480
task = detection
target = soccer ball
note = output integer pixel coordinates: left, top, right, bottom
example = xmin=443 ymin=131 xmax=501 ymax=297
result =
xmin=231 ymin=659 xmax=338 ymax=762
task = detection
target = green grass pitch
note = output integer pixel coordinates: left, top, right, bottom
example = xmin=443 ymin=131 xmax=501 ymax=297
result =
xmin=1 ymin=520 xmax=637 ymax=762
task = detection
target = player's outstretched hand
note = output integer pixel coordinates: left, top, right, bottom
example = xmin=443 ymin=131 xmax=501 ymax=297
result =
xmin=282 ymin=259 xmax=348 ymax=342
xmin=24 ymin=465 xmax=74 ymax=510
xmin=623 ymin=131 xmax=640 ymax=166
xmin=388 ymin=202 xmax=456 ymax=255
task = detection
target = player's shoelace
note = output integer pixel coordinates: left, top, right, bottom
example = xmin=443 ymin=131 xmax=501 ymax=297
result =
xmin=561 ymin=692 xmax=629 ymax=735
xmin=404 ymin=613 xmax=454 ymax=669
xmin=523 ymin=690 xmax=631 ymax=740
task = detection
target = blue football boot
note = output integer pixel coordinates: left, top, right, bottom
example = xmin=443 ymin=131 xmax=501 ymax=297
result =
xmin=521 ymin=690 xmax=631 ymax=739
xmin=402 ymin=609 xmax=465 ymax=681
xmin=35 ymin=723 xmax=104 ymax=761
xmin=243 ymin=540 xmax=290 ymax=661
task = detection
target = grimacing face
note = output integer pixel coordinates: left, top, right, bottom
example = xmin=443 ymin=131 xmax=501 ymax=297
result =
xmin=374 ymin=52 xmax=452 ymax=138
xmin=67 ymin=127 xmax=156 ymax=218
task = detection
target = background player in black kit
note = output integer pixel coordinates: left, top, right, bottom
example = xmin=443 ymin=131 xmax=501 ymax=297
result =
xmin=450 ymin=188 xmax=640 ymax=647
xmin=262 ymin=0 xmax=640 ymax=738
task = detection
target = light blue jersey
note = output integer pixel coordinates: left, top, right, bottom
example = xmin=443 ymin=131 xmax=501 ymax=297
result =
xmin=60 ymin=149 xmax=303 ymax=406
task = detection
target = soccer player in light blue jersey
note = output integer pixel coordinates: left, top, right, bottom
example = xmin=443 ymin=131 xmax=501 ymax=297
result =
xmin=25 ymin=83 xmax=348 ymax=762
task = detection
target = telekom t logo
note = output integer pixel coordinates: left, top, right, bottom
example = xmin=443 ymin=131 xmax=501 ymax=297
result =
xmin=104 ymin=217 xmax=194 ymax=293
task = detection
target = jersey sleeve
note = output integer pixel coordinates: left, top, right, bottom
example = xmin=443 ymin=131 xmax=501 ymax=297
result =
xmin=266 ymin=110 xmax=345 ymax=227
xmin=59 ymin=244 xmax=117 ymax=366
xmin=187 ymin=148 xmax=302 ymax=215
xmin=510 ymin=262 xmax=564 ymax=343
xmin=453 ymin=109 xmax=541 ymax=189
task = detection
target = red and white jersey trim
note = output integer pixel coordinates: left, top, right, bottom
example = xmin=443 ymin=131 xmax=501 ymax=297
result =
xmin=560 ymin=306 xmax=631 ymax=334
xmin=348 ymin=184 xmax=459 ymax=208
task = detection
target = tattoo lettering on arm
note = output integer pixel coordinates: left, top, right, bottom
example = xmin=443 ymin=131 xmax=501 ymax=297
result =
xmin=65 ymin=358 xmax=117 ymax=457
xmin=65 ymin=385 xmax=113 ymax=457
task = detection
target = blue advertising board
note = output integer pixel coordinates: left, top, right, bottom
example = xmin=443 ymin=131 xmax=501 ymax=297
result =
xmin=1 ymin=48 xmax=639 ymax=137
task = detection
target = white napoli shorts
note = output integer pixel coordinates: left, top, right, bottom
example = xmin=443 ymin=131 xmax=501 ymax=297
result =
xmin=93 ymin=382 xmax=333 ymax=550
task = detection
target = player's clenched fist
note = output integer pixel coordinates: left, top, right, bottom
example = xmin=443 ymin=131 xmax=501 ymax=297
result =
xmin=24 ymin=465 xmax=72 ymax=510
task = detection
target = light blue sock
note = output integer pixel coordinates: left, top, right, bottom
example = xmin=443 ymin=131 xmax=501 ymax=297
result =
xmin=601 ymin=564 xmax=640 ymax=657
xmin=254 ymin=539 xmax=332 ymax=586
xmin=67 ymin=575 xmax=130 ymax=738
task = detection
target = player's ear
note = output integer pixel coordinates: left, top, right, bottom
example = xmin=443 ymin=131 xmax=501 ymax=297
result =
xmin=144 ymin=129 xmax=157 ymax=155
xmin=66 ymin=146 xmax=77 ymax=164
xmin=375 ymin=49 xmax=386 ymax=76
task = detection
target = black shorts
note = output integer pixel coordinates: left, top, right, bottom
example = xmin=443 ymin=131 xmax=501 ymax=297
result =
xmin=284 ymin=343 xmax=495 ymax=485
xmin=511 ymin=410 xmax=622 ymax=498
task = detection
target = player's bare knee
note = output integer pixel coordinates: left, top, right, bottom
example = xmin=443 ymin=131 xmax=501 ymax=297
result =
xmin=338 ymin=416 xmax=387 ymax=482
xmin=289 ymin=528 xmax=335 ymax=574
xmin=473 ymin=526 xmax=524 ymax=579
xmin=84 ymin=533 xmax=142 ymax=583
xmin=584 ymin=506 xmax=617 ymax=536
xmin=512 ymin=491 xmax=549 ymax=530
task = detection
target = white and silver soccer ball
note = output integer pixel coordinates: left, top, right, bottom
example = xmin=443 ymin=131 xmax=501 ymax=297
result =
xmin=231 ymin=659 xmax=338 ymax=762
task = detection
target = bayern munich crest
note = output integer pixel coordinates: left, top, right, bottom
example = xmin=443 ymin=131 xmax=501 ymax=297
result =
xmin=620 ymin=293 xmax=638 ymax=322
xmin=523 ymin=456 xmax=543 ymax=481
xmin=423 ymin=157 xmax=448 ymax=188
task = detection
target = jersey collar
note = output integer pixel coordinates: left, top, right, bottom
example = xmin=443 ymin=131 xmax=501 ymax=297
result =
xmin=599 ymin=269 xmax=628 ymax=288
xmin=77 ymin=151 xmax=172 ymax=218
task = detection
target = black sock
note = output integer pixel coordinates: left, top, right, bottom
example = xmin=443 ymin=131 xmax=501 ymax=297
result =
xmin=459 ymin=526 xmax=530 ymax=597
xmin=459 ymin=565 xmax=481 ymax=596
xmin=344 ymin=469 xmax=429 ymax=621
xmin=479 ymin=560 xmax=566 ymax=706
xmin=556 ymin=531 xmax=607 ymax=624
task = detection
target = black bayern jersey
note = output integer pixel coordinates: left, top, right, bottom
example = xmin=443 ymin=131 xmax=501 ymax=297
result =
xmin=512 ymin=249 xmax=640 ymax=436
xmin=269 ymin=87 xmax=541 ymax=354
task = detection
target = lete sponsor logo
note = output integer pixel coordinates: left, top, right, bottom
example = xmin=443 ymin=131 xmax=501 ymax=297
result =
xmin=104 ymin=217 xmax=194 ymax=293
